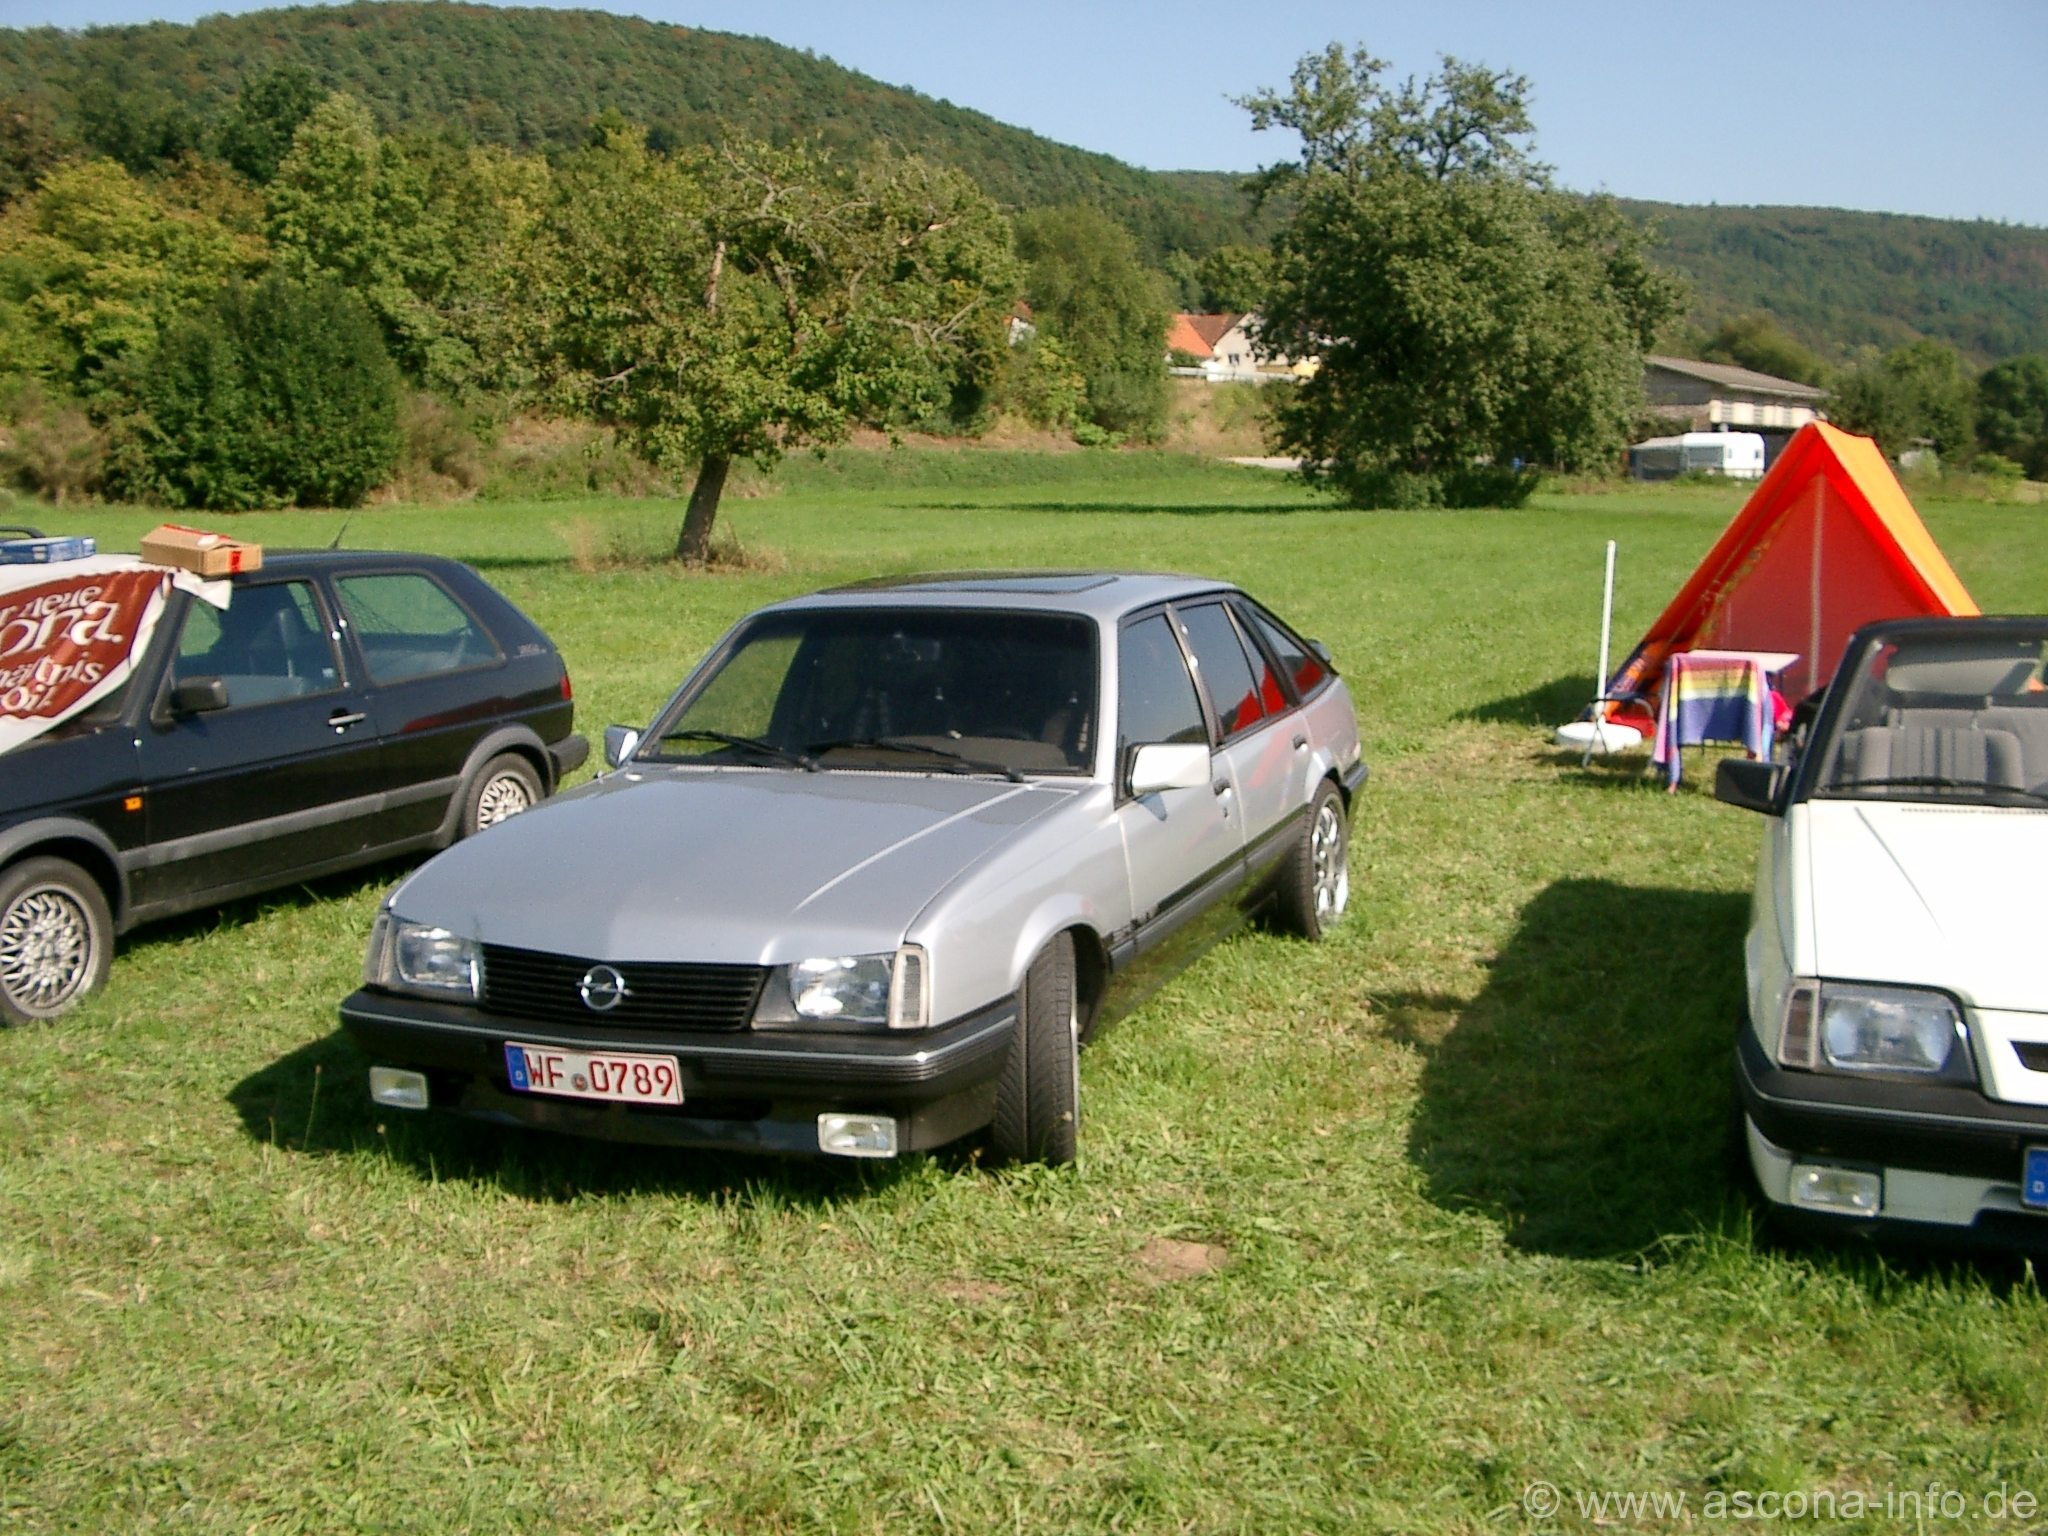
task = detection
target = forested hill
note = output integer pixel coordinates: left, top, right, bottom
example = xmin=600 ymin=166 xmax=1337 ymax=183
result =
xmin=1624 ymin=201 xmax=2048 ymax=363
xmin=0 ymin=2 xmax=1268 ymax=260
xmin=6 ymin=2 xmax=2047 ymax=361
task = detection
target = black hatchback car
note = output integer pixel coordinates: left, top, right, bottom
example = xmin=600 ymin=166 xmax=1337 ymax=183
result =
xmin=0 ymin=550 xmax=586 ymax=1023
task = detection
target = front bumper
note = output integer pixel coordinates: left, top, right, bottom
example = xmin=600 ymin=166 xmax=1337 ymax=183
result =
xmin=339 ymin=987 xmax=1015 ymax=1155
xmin=1736 ymin=1029 xmax=2048 ymax=1242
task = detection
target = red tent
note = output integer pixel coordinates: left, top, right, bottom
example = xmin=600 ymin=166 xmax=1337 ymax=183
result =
xmin=1601 ymin=422 xmax=1978 ymax=729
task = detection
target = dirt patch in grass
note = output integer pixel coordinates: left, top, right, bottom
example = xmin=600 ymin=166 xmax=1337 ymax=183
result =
xmin=1135 ymin=1236 xmax=1229 ymax=1283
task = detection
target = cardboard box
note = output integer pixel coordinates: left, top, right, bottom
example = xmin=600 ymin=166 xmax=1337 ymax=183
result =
xmin=139 ymin=523 xmax=263 ymax=577
xmin=0 ymin=535 xmax=96 ymax=564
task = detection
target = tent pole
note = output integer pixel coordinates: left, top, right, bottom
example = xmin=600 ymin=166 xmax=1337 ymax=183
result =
xmin=1597 ymin=539 xmax=1616 ymax=694
xmin=1582 ymin=540 xmax=1618 ymax=766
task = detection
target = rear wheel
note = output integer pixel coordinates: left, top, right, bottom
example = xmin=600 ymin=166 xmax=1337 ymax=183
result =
xmin=990 ymin=932 xmax=1080 ymax=1166
xmin=464 ymin=753 xmax=542 ymax=836
xmin=1274 ymin=780 xmax=1349 ymax=940
xmin=0 ymin=857 xmax=113 ymax=1025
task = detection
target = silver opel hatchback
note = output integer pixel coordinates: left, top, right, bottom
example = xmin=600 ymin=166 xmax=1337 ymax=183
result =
xmin=341 ymin=572 xmax=1366 ymax=1165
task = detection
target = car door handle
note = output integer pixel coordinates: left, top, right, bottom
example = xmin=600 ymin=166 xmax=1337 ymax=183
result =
xmin=1292 ymin=734 xmax=1309 ymax=750
xmin=328 ymin=710 xmax=367 ymax=732
xmin=1212 ymin=780 xmax=1232 ymax=798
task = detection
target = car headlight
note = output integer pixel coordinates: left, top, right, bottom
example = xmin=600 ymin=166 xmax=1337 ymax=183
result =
xmin=752 ymin=946 xmax=929 ymax=1030
xmin=366 ymin=912 xmax=481 ymax=1003
xmin=1776 ymin=980 xmax=1968 ymax=1079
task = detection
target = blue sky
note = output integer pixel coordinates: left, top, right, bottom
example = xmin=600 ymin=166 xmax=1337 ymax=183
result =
xmin=2 ymin=0 xmax=2043 ymax=226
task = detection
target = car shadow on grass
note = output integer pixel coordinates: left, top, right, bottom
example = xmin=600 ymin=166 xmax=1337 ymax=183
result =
xmin=227 ymin=1030 xmax=936 ymax=1205
xmin=1397 ymin=877 xmax=1750 ymax=1259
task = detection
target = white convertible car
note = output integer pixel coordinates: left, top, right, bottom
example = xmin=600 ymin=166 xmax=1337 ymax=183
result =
xmin=1717 ymin=616 xmax=2048 ymax=1246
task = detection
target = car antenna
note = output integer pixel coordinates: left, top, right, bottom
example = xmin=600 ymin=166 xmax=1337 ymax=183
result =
xmin=328 ymin=511 xmax=357 ymax=550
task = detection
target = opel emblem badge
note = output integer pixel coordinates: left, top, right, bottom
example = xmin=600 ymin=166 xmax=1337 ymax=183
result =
xmin=578 ymin=964 xmax=630 ymax=1012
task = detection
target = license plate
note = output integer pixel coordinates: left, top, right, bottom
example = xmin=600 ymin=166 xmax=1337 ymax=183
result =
xmin=504 ymin=1042 xmax=683 ymax=1106
xmin=2025 ymin=1146 xmax=2048 ymax=1211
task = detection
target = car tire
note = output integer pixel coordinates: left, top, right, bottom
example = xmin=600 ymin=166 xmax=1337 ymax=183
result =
xmin=0 ymin=857 xmax=113 ymax=1026
xmin=1273 ymin=779 xmax=1349 ymax=940
xmin=463 ymin=753 xmax=542 ymax=837
xmin=990 ymin=931 xmax=1080 ymax=1166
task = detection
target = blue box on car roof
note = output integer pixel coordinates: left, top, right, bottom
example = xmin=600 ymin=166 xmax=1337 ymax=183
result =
xmin=0 ymin=536 xmax=96 ymax=564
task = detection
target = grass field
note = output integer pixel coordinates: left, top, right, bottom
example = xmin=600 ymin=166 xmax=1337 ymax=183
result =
xmin=5 ymin=455 xmax=2047 ymax=1533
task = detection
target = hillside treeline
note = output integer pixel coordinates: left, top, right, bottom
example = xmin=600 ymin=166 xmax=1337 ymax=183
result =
xmin=5 ymin=3 xmax=2046 ymax=365
xmin=0 ymin=78 xmax=1190 ymax=514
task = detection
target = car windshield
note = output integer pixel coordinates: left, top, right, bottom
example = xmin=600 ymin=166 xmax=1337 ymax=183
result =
xmin=1810 ymin=625 xmax=2048 ymax=807
xmin=642 ymin=607 xmax=1098 ymax=777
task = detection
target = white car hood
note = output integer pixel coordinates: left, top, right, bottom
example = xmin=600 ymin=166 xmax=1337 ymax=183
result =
xmin=1803 ymin=801 xmax=2048 ymax=1011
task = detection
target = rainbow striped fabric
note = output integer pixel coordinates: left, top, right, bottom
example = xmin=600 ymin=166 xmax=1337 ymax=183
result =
xmin=1651 ymin=652 xmax=1774 ymax=786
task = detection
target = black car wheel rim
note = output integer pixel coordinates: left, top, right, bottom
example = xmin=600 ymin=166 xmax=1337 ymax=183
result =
xmin=1 ymin=885 xmax=94 ymax=1014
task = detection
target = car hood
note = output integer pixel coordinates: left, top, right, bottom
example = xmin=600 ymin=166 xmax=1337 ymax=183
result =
xmin=388 ymin=767 xmax=1076 ymax=964
xmin=1803 ymin=801 xmax=2047 ymax=1011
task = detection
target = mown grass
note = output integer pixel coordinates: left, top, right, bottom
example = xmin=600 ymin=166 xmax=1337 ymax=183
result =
xmin=5 ymin=456 xmax=2047 ymax=1533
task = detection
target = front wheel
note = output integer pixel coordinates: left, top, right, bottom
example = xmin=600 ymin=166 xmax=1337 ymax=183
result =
xmin=463 ymin=753 xmax=542 ymax=837
xmin=990 ymin=932 xmax=1080 ymax=1166
xmin=1273 ymin=780 xmax=1349 ymax=940
xmin=0 ymin=857 xmax=113 ymax=1025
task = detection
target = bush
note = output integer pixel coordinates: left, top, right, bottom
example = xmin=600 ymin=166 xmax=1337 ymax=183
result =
xmin=126 ymin=275 xmax=400 ymax=509
xmin=0 ymin=380 xmax=108 ymax=504
xmin=1082 ymin=365 xmax=1168 ymax=441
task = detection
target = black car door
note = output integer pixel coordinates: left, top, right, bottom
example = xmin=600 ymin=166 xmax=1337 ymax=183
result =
xmin=330 ymin=568 xmax=510 ymax=842
xmin=132 ymin=579 xmax=385 ymax=907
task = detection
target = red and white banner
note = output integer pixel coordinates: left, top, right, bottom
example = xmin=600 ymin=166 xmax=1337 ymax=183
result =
xmin=0 ymin=556 xmax=226 ymax=756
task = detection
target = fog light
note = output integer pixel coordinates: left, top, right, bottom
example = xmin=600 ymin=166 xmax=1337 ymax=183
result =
xmin=818 ymin=1113 xmax=898 ymax=1158
xmin=1788 ymin=1162 xmax=1882 ymax=1216
xmin=369 ymin=1067 xmax=430 ymax=1110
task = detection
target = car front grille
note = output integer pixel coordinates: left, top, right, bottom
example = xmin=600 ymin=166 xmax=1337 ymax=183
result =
xmin=479 ymin=944 xmax=767 ymax=1032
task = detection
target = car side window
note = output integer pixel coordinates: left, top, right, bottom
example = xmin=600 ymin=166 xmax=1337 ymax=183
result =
xmin=172 ymin=580 xmax=342 ymax=707
xmin=1241 ymin=602 xmax=1328 ymax=699
xmin=1118 ymin=613 xmax=1207 ymax=761
xmin=336 ymin=573 xmax=498 ymax=685
xmin=1176 ymin=601 xmax=1270 ymax=740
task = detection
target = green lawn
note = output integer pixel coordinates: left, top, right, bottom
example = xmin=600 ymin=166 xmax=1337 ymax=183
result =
xmin=5 ymin=456 xmax=2046 ymax=1533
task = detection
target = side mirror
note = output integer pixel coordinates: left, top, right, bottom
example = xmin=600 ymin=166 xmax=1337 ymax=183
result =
xmin=1308 ymin=639 xmax=1333 ymax=665
xmin=603 ymin=724 xmax=641 ymax=769
xmin=1127 ymin=742 xmax=1210 ymax=796
xmin=1715 ymin=756 xmax=1785 ymax=815
xmin=170 ymin=676 xmax=229 ymax=715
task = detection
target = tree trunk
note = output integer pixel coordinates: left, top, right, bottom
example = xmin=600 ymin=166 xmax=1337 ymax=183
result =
xmin=674 ymin=454 xmax=730 ymax=564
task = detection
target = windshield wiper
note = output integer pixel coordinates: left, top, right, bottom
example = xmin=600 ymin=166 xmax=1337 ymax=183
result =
xmin=805 ymin=736 xmax=1024 ymax=783
xmin=656 ymin=729 xmax=816 ymax=771
xmin=1828 ymin=775 xmax=2048 ymax=803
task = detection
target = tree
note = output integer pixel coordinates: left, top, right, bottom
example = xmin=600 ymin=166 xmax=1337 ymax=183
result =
xmin=1189 ymin=244 xmax=1272 ymax=314
xmin=0 ymin=157 xmax=264 ymax=395
xmin=1829 ymin=339 xmax=1975 ymax=462
xmin=0 ymin=95 xmax=74 ymax=209
xmin=527 ymin=123 xmax=1018 ymax=562
xmin=1014 ymin=205 xmax=1168 ymax=439
xmin=267 ymin=94 xmax=551 ymax=393
xmin=1976 ymin=354 xmax=2048 ymax=480
xmin=1241 ymin=44 xmax=1685 ymax=506
xmin=127 ymin=273 xmax=400 ymax=509
xmin=217 ymin=65 xmax=324 ymax=186
xmin=1699 ymin=311 xmax=1830 ymax=386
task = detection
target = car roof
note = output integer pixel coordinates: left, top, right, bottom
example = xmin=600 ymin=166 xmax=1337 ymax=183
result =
xmin=228 ymin=549 xmax=469 ymax=579
xmin=783 ymin=570 xmax=1238 ymax=621
xmin=1851 ymin=614 xmax=2048 ymax=643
